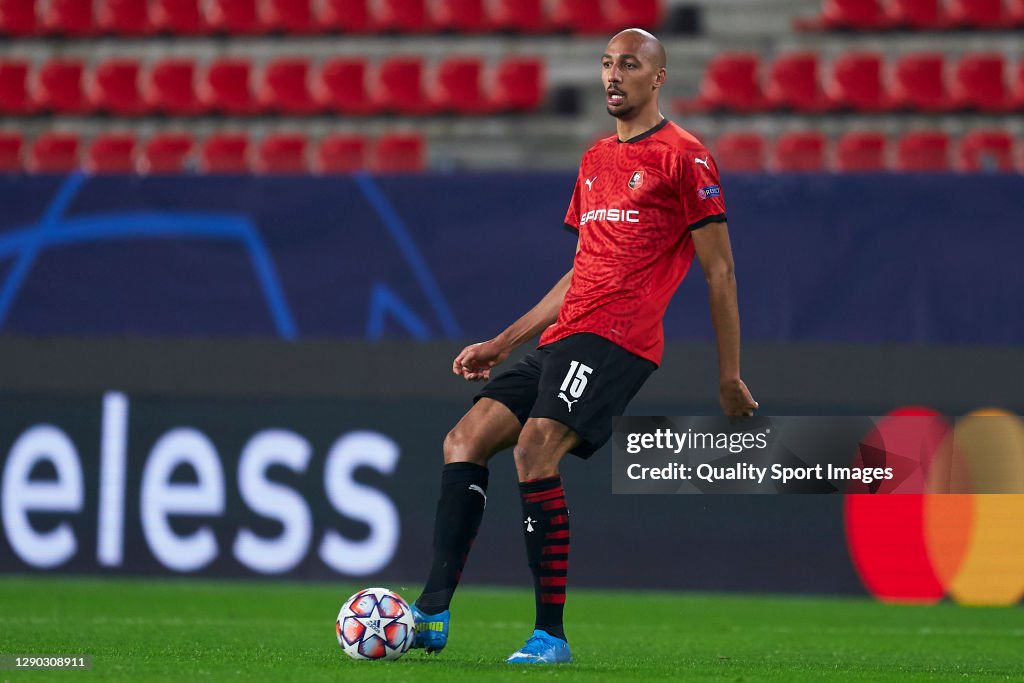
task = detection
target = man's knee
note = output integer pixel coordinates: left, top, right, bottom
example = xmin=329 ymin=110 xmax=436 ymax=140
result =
xmin=513 ymin=425 xmax=570 ymax=480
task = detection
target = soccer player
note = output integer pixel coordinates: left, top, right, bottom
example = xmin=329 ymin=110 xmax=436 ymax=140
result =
xmin=410 ymin=28 xmax=758 ymax=664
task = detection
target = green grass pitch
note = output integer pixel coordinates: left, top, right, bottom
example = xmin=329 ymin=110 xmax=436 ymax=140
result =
xmin=1 ymin=576 xmax=1021 ymax=681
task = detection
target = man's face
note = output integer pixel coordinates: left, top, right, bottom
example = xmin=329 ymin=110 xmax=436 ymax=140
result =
xmin=602 ymin=36 xmax=663 ymax=119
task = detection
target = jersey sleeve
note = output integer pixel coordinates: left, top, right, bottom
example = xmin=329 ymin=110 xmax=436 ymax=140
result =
xmin=679 ymin=150 xmax=727 ymax=231
xmin=564 ymin=174 xmax=582 ymax=232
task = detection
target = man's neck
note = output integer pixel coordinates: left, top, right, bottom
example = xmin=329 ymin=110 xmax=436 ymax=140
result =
xmin=616 ymin=110 xmax=665 ymax=142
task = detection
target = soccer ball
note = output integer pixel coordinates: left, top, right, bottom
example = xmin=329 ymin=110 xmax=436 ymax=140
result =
xmin=335 ymin=587 xmax=415 ymax=661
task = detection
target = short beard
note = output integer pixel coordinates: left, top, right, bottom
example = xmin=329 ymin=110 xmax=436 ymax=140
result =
xmin=607 ymin=104 xmax=634 ymax=118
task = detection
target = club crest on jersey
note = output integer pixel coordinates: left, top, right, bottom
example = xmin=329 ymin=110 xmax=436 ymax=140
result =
xmin=697 ymin=185 xmax=721 ymax=200
xmin=628 ymin=170 xmax=644 ymax=190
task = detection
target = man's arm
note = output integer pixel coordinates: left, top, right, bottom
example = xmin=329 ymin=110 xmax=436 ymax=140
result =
xmin=690 ymin=221 xmax=758 ymax=416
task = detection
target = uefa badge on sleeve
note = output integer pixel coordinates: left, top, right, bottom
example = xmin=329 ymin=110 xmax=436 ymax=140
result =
xmin=628 ymin=170 xmax=644 ymax=190
xmin=698 ymin=185 xmax=721 ymax=200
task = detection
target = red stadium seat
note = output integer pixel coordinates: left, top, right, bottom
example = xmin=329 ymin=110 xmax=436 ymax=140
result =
xmin=315 ymin=134 xmax=367 ymax=173
xmin=27 ymin=132 xmax=80 ymax=173
xmin=1013 ymin=58 xmax=1024 ymax=108
xmin=835 ymin=131 xmax=887 ymax=172
xmin=207 ymin=0 xmax=266 ymax=33
xmin=314 ymin=57 xmax=376 ymax=114
xmin=0 ymin=0 xmax=38 ymax=36
xmin=890 ymin=53 xmax=948 ymax=112
xmin=431 ymin=0 xmax=488 ymax=32
xmin=896 ymin=131 xmax=950 ymax=171
xmin=139 ymin=132 xmax=194 ymax=173
xmin=199 ymin=58 xmax=260 ymax=114
xmin=89 ymin=58 xmax=146 ymax=115
xmin=773 ymin=131 xmax=826 ymax=171
xmin=0 ymin=60 xmax=32 ymax=114
xmin=950 ymin=53 xmax=1009 ymax=112
xmin=603 ymin=0 xmax=663 ymax=30
xmin=489 ymin=57 xmax=545 ymax=111
xmin=33 ymin=59 xmax=90 ymax=113
xmin=371 ymin=0 xmax=428 ymax=32
xmin=262 ymin=0 xmax=315 ymax=33
xmin=885 ymin=0 xmax=945 ymax=29
xmin=315 ymin=0 xmax=370 ymax=32
xmin=85 ymin=133 xmax=137 ymax=173
xmin=1010 ymin=0 xmax=1024 ymax=27
xmin=687 ymin=52 xmax=763 ymax=112
xmin=0 ymin=131 xmax=23 ymax=172
xmin=256 ymin=133 xmax=308 ymax=173
xmin=41 ymin=0 xmax=95 ymax=35
xmin=373 ymin=57 xmax=433 ymax=114
xmin=431 ymin=56 xmax=490 ymax=114
xmin=490 ymin=0 xmax=546 ymax=32
xmin=96 ymin=0 xmax=152 ymax=35
xmin=946 ymin=0 xmax=1005 ymax=29
xmin=144 ymin=59 xmax=202 ymax=114
xmin=258 ymin=58 xmax=319 ymax=114
xmin=827 ymin=51 xmax=889 ymax=112
xmin=958 ymin=130 xmax=1015 ymax=172
xmin=152 ymin=0 xmax=207 ymax=33
xmin=713 ymin=132 xmax=766 ymax=172
xmin=813 ymin=0 xmax=888 ymax=30
xmin=372 ymin=133 xmax=425 ymax=172
xmin=766 ymin=52 xmax=830 ymax=112
xmin=550 ymin=0 xmax=609 ymax=34
xmin=200 ymin=132 xmax=250 ymax=173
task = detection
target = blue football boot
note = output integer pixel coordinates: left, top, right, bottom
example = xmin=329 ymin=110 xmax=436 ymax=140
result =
xmin=505 ymin=629 xmax=572 ymax=664
xmin=410 ymin=604 xmax=449 ymax=654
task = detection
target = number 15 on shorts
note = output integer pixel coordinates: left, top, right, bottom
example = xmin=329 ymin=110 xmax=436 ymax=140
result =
xmin=559 ymin=360 xmax=594 ymax=400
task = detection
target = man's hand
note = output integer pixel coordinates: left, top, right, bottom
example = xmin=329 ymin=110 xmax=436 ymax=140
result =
xmin=720 ymin=378 xmax=758 ymax=417
xmin=452 ymin=339 xmax=511 ymax=381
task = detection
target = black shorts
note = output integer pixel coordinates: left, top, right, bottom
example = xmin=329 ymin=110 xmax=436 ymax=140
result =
xmin=474 ymin=333 xmax=656 ymax=458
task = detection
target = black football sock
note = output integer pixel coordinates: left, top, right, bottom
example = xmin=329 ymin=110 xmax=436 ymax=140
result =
xmin=416 ymin=461 xmax=489 ymax=614
xmin=519 ymin=476 xmax=569 ymax=642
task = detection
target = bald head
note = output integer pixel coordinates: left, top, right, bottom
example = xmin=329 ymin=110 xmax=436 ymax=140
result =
xmin=607 ymin=28 xmax=666 ymax=70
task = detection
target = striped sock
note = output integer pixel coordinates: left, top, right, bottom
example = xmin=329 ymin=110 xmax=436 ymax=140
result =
xmin=519 ymin=476 xmax=569 ymax=641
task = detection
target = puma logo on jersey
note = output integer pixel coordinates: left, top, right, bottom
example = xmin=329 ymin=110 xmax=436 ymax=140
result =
xmin=695 ymin=156 xmax=710 ymax=169
xmin=558 ymin=392 xmax=579 ymax=412
xmin=585 ymin=176 xmax=598 ymax=191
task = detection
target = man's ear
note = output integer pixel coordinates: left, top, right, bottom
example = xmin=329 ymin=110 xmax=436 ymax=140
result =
xmin=653 ymin=67 xmax=667 ymax=89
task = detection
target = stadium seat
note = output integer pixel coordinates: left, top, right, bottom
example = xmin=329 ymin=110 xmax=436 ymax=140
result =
xmin=0 ymin=0 xmax=38 ymax=36
xmin=96 ymin=0 xmax=152 ymax=35
xmin=950 ymin=53 xmax=1009 ymax=112
xmin=687 ymin=52 xmax=763 ymax=112
xmin=313 ymin=57 xmax=376 ymax=114
xmin=199 ymin=58 xmax=260 ymax=114
xmin=373 ymin=57 xmax=433 ymax=114
xmin=89 ymin=58 xmax=146 ymax=115
xmin=207 ymin=0 xmax=266 ymax=33
xmin=773 ymin=131 xmax=826 ymax=171
xmin=258 ymin=58 xmax=319 ymax=114
xmin=809 ymin=0 xmax=888 ymax=30
xmin=315 ymin=134 xmax=367 ymax=173
xmin=371 ymin=0 xmax=429 ymax=32
xmin=27 ymin=132 xmax=80 ymax=173
xmin=946 ymin=0 xmax=1005 ymax=29
xmin=152 ymin=0 xmax=207 ymax=33
xmin=885 ymin=0 xmax=945 ymax=29
xmin=139 ymin=132 xmax=194 ymax=173
xmin=255 ymin=133 xmax=308 ymax=173
xmin=0 ymin=60 xmax=32 ymax=114
xmin=85 ymin=133 xmax=137 ymax=173
xmin=0 ymin=131 xmax=23 ymax=172
xmin=489 ymin=57 xmax=545 ymax=111
xmin=766 ymin=52 xmax=830 ymax=112
xmin=431 ymin=56 xmax=490 ymax=114
xmin=262 ymin=0 xmax=316 ymax=33
xmin=958 ymin=130 xmax=1014 ymax=172
xmin=33 ymin=59 xmax=90 ymax=113
xmin=1013 ymin=58 xmax=1024 ymax=108
xmin=372 ymin=132 xmax=425 ymax=172
xmin=603 ymin=0 xmax=663 ymax=31
xmin=315 ymin=0 xmax=371 ymax=32
xmin=41 ymin=0 xmax=95 ymax=35
xmin=713 ymin=132 xmax=766 ymax=172
xmin=835 ymin=131 xmax=887 ymax=171
xmin=1010 ymin=0 xmax=1024 ymax=28
xmin=890 ymin=53 xmax=948 ymax=112
xmin=144 ymin=58 xmax=203 ymax=114
xmin=199 ymin=132 xmax=250 ymax=173
xmin=550 ymin=0 xmax=609 ymax=34
xmin=896 ymin=131 xmax=949 ymax=171
xmin=826 ymin=51 xmax=889 ymax=112
xmin=490 ymin=0 xmax=546 ymax=32
xmin=431 ymin=0 xmax=488 ymax=32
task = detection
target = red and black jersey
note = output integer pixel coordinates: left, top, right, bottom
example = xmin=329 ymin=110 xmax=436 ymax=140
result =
xmin=539 ymin=119 xmax=727 ymax=366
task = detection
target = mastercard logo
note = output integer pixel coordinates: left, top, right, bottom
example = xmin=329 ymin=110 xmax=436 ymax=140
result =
xmin=844 ymin=407 xmax=1024 ymax=606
